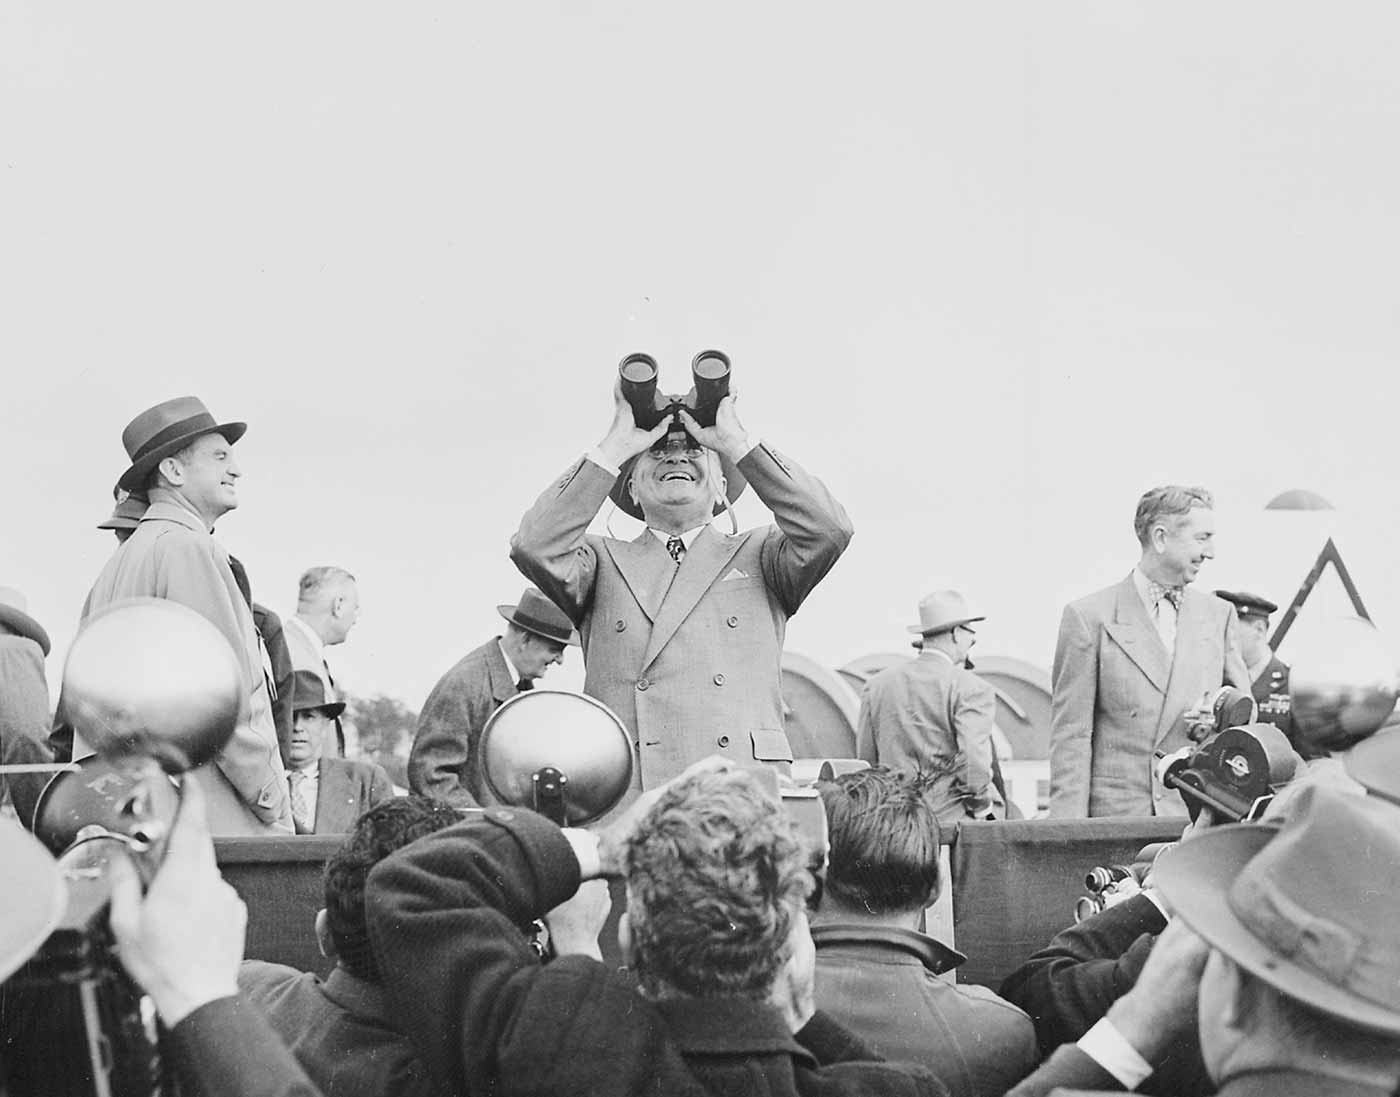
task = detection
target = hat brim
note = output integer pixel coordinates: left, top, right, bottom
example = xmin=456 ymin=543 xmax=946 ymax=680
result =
xmin=0 ymin=604 xmax=50 ymax=656
xmin=907 ymin=615 xmax=986 ymax=637
xmin=497 ymin=604 xmax=580 ymax=647
xmin=96 ymin=516 xmax=141 ymax=532
xmin=1344 ymin=729 xmax=1400 ymax=805
xmin=1156 ymin=823 xmax=1400 ymax=1036
xmin=609 ymin=450 xmax=748 ymax=523
xmin=294 ymin=701 xmax=346 ymax=719
xmin=0 ymin=822 xmax=65 ymax=983
xmin=116 ymin=420 xmax=247 ymax=493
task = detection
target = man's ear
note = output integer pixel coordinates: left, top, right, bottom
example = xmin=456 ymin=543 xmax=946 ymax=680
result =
xmin=156 ymin=455 xmax=183 ymax=488
xmin=315 ymin=909 xmax=337 ymax=960
xmin=618 ymin=911 xmax=636 ymax=968
xmin=627 ymin=475 xmax=638 ymax=505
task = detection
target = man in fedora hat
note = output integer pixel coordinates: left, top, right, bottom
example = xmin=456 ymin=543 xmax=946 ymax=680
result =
xmin=285 ymin=670 xmax=393 ymax=834
xmin=0 ymin=587 xmax=56 ymax=826
xmin=79 ymin=396 xmax=292 ymax=835
xmin=408 ymin=587 xmax=578 ymax=808
xmin=1049 ymin=486 xmax=1248 ymax=818
xmin=511 ymin=380 xmax=852 ymax=792
xmin=855 ymin=591 xmax=1004 ymax=823
xmin=1007 ymin=783 xmax=1400 ymax=1095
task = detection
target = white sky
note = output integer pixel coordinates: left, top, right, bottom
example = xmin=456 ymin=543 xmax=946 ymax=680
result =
xmin=5 ymin=3 xmax=1400 ymax=707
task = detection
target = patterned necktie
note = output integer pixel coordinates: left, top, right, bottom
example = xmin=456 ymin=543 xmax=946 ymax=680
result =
xmin=666 ymin=536 xmax=686 ymax=565
xmin=288 ymin=770 xmax=311 ymax=833
xmin=1148 ymin=581 xmax=1183 ymax=611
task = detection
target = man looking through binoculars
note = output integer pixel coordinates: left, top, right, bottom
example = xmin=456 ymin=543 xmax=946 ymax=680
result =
xmin=512 ymin=367 xmax=853 ymax=793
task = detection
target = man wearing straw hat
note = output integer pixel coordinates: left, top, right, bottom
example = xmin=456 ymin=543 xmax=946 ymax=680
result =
xmin=79 ymin=396 xmax=291 ymax=834
xmin=512 ymin=382 xmax=852 ymax=792
xmin=855 ymin=591 xmax=1004 ymax=822
xmin=408 ymin=587 xmax=578 ymax=809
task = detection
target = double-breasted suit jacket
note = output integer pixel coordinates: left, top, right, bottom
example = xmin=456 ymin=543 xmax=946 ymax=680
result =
xmin=511 ymin=443 xmax=853 ymax=791
xmin=407 ymin=638 xmax=517 ymax=808
xmin=1049 ymin=575 xmax=1246 ymax=818
xmin=301 ymin=757 xmax=394 ymax=835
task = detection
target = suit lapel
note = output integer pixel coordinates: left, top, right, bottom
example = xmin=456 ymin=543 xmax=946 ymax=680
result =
xmin=1104 ymin=575 xmax=1170 ymax=695
xmin=603 ymin=534 xmax=677 ymax=624
xmin=1156 ymin=589 xmax=1214 ymax=744
xmin=641 ymin=526 xmax=749 ymax=670
xmin=315 ymin=759 xmax=347 ymax=832
xmin=486 ymin=641 xmax=517 ymax=702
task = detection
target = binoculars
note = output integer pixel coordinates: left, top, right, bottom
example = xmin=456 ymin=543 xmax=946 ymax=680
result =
xmin=618 ymin=350 xmax=732 ymax=444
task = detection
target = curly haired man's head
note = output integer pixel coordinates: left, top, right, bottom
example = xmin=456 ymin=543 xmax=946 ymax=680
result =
xmin=621 ymin=767 xmax=812 ymax=1002
xmin=319 ymin=796 xmax=462 ymax=982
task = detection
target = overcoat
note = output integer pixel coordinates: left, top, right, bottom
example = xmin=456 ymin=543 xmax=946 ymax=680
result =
xmin=510 ymin=443 xmax=852 ymax=790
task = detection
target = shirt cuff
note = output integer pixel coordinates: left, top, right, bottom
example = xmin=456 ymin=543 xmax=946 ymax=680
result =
xmin=1077 ymin=1018 xmax=1154 ymax=1090
xmin=562 ymin=828 xmax=602 ymax=880
xmin=585 ymin=449 xmax=621 ymax=477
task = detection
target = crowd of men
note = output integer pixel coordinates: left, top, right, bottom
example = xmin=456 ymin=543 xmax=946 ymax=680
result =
xmin=2 ymin=385 xmax=1398 ymax=1096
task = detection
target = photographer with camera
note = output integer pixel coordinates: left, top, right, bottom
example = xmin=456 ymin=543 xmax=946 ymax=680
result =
xmin=511 ymin=357 xmax=853 ymax=793
xmin=362 ymin=760 xmax=947 ymax=1097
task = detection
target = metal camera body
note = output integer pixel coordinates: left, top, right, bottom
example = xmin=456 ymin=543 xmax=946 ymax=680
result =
xmin=1158 ymin=686 xmax=1303 ymax=823
xmin=618 ymin=350 xmax=732 ymax=447
xmin=4 ymin=598 xmax=243 ymax=1097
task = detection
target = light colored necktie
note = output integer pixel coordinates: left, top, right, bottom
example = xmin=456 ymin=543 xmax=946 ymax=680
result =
xmin=288 ymin=770 xmax=311 ymax=833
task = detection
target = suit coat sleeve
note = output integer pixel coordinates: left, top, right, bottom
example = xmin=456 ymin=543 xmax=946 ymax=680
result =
xmin=158 ymin=536 xmax=288 ymax=827
xmin=509 ymin=457 xmax=610 ymax=625
xmin=742 ymin=443 xmax=854 ymax=617
xmin=997 ymin=894 xmax=1166 ymax=1058
xmin=365 ymin=811 xmax=712 ymax=1097
xmin=1003 ymin=1044 xmax=1125 ymax=1097
xmin=1049 ymin=602 xmax=1097 ymax=818
xmin=0 ymin=639 xmax=54 ymax=826
xmin=166 ymin=995 xmax=322 ymax=1097
xmin=855 ymin=681 xmax=880 ymax=764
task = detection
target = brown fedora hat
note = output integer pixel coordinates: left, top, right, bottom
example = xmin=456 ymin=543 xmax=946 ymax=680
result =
xmin=908 ymin=590 xmax=985 ymax=637
xmin=96 ymin=490 xmax=149 ymax=532
xmin=290 ymin=669 xmax=346 ymax=718
xmin=0 ymin=587 xmax=50 ymax=656
xmin=608 ymin=446 xmax=748 ymax=522
xmin=497 ymin=588 xmax=579 ymax=646
xmin=1156 ymin=784 xmax=1400 ymax=1035
xmin=116 ymin=396 xmax=247 ymax=492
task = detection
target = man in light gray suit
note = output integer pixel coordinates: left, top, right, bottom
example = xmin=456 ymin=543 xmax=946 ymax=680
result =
xmin=511 ymin=379 xmax=853 ymax=793
xmin=1049 ymin=486 xmax=1248 ymax=818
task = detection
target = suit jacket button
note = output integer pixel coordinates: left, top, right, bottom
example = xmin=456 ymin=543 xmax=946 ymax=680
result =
xmin=717 ymin=734 xmax=731 ymax=748
xmin=615 ymin=619 xmax=626 ymax=631
xmin=726 ymin=615 xmax=739 ymax=628
xmin=713 ymin=673 xmax=726 ymax=686
xmin=636 ymin=678 xmax=649 ymax=691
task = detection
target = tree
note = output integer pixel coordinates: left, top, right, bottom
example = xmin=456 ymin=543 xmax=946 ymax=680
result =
xmin=344 ymin=693 xmax=417 ymax=790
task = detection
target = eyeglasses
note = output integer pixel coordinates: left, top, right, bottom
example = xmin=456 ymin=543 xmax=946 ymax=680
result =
xmin=650 ymin=435 xmax=703 ymax=458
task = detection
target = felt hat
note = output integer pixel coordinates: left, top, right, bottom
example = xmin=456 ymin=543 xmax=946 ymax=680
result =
xmin=907 ymin=590 xmax=985 ymax=637
xmin=607 ymin=439 xmax=748 ymax=522
xmin=497 ymin=587 xmax=579 ymax=646
xmin=1156 ymin=784 xmax=1400 ymax=1035
xmin=1344 ymin=727 xmax=1400 ymax=805
xmin=1215 ymin=589 xmax=1279 ymax=622
xmin=290 ymin=669 xmax=346 ymax=718
xmin=96 ymin=490 xmax=149 ymax=532
xmin=0 ymin=820 xmax=64 ymax=983
xmin=116 ymin=396 xmax=246 ymax=493
xmin=0 ymin=587 xmax=50 ymax=656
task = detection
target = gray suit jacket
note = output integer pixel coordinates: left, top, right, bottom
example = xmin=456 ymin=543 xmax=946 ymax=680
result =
xmin=407 ymin=638 xmax=516 ymax=809
xmin=511 ymin=444 xmax=852 ymax=791
xmin=1049 ymin=575 xmax=1246 ymax=818
xmin=309 ymin=757 xmax=394 ymax=834
xmin=855 ymin=653 xmax=1001 ymax=821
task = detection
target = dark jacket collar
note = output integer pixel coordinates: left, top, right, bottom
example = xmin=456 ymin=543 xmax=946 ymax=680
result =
xmin=654 ymin=995 xmax=816 ymax=1067
xmin=809 ymin=922 xmax=966 ymax=975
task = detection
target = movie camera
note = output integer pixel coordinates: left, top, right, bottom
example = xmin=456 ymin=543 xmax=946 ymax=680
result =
xmin=1154 ymin=686 xmax=1304 ymax=824
xmin=618 ymin=350 xmax=732 ymax=447
xmin=3 ymin=598 xmax=244 ymax=1097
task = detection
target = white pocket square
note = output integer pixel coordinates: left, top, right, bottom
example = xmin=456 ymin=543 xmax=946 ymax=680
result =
xmin=721 ymin=568 xmax=750 ymax=581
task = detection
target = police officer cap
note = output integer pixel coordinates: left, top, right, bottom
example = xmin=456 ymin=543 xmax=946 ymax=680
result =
xmin=1215 ymin=589 xmax=1278 ymax=621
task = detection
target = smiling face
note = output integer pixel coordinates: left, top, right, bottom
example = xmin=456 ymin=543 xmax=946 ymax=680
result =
xmin=1153 ymin=506 xmax=1216 ymax=586
xmin=162 ymin=432 xmax=240 ymax=525
xmin=628 ymin=437 xmax=722 ymax=529
xmin=289 ymin=707 xmax=333 ymax=768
